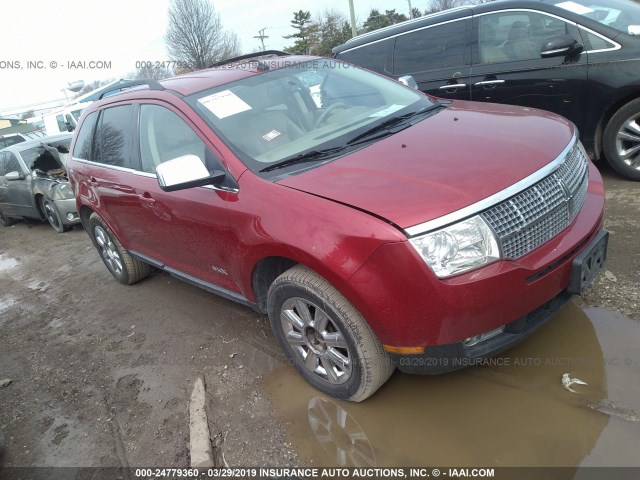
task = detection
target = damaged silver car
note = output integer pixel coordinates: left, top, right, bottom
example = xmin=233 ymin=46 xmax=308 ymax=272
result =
xmin=0 ymin=133 xmax=80 ymax=232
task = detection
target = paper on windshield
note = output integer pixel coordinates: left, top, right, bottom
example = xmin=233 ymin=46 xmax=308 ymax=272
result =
xmin=369 ymin=104 xmax=405 ymax=118
xmin=555 ymin=1 xmax=594 ymax=15
xmin=198 ymin=90 xmax=252 ymax=119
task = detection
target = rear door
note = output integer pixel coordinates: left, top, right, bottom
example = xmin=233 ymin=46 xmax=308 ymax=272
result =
xmin=392 ymin=18 xmax=472 ymax=100
xmin=81 ymin=104 xmax=143 ymax=246
xmin=469 ymin=10 xmax=588 ymax=130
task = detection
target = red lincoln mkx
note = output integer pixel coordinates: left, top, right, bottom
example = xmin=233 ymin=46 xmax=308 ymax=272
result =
xmin=68 ymin=52 xmax=607 ymax=401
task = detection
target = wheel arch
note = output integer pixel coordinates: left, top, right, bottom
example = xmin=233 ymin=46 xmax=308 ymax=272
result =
xmin=251 ymin=256 xmax=299 ymax=313
xmin=593 ymin=91 xmax=640 ymax=160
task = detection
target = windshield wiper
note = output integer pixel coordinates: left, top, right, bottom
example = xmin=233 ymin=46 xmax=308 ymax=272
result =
xmin=259 ymin=146 xmax=346 ymax=173
xmin=347 ymin=103 xmax=445 ymax=146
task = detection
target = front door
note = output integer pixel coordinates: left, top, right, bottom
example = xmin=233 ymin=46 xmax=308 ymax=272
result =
xmin=128 ymin=102 xmax=239 ymax=293
xmin=470 ymin=10 xmax=588 ymax=131
xmin=2 ymin=151 xmax=35 ymax=218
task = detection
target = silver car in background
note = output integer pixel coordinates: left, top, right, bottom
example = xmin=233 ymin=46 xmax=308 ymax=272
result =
xmin=0 ymin=134 xmax=80 ymax=232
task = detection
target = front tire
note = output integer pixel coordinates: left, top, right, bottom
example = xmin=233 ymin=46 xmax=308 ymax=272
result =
xmin=40 ymin=196 xmax=69 ymax=233
xmin=603 ymin=98 xmax=640 ymax=181
xmin=267 ymin=265 xmax=394 ymax=402
xmin=88 ymin=213 xmax=150 ymax=285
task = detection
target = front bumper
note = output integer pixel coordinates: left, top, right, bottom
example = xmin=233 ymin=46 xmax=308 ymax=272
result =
xmin=53 ymin=198 xmax=81 ymax=225
xmin=391 ymin=290 xmax=573 ymax=374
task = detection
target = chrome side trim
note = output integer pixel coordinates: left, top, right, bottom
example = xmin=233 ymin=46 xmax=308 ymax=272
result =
xmin=341 ymin=6 xmax=470 ymax=46
xmin=71 ymin=157 xmax=137 ymax=174
xmin=339 ymin=16 xmax=472 ymax=55
xmin=73 ymin=159 xmax=239 ymax=194
xmin=404 ymin=130 xmax=578 ymax=237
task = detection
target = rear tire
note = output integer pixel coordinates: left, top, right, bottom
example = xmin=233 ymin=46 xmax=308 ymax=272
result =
xmin=267 ymin=265 xmax=394 ymax=402
xmin=0 ymin=212 xmax=16 ymax=227
xmin=603 ymin=98 xmax=640 ymax=181
xmin=88 ymin=212 xmax=150 ymax=285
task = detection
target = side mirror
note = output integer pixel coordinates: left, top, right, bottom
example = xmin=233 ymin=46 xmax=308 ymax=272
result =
xmin=5 ymin=171 xmax=24 ymax=181
xmin=541 ymin=35 xmax=583 ymax=58
xmin=156 ymin=154 xmax=226 ymax=192
xmin=398 ymin=75 xmax=418 ymax=90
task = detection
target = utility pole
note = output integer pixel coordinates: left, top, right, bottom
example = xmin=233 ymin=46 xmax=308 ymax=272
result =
xmin=348 ymin=0 xmax=357 ymax=37
xmin=254 ymin=28 xmax=268 ymax=51
xmin=407 ymin=0 xmax=414 ymax=18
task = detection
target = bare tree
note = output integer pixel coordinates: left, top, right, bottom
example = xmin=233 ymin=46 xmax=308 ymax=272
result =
xmin=165 ymin=0 xmax=241 ymax=71
xmin=132 ymin=65 xmax=174 ymax=80
xmin=425 ymin=0 xmax=463 ymax=14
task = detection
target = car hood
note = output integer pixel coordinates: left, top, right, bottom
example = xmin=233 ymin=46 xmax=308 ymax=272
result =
xmin=278 ymin=101 xmax=575 ymax=231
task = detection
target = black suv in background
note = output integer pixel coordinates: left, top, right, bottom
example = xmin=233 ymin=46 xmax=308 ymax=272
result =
xmin=334 ymin=0 xmax=640 ymax=180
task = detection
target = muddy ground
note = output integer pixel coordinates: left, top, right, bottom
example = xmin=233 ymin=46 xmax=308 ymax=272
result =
xmin=0 ymin=162 xmax=639 ymax=472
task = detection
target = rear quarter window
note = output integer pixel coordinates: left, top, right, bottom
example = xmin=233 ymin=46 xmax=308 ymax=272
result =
xmin=72 ymin=112 xmax=98 ymax=160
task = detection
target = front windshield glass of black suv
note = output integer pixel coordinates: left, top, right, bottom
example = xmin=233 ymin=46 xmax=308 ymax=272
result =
xmin=552 ymin=0 xmax=640 ymax=34
xmin=188 ymin=59 xmax=435 ymax=175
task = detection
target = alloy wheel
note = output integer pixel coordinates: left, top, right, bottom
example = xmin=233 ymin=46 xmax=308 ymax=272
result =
xmin=280 ymin=297 xmax=352 ymax=385
xmin=615 ymin=113 xmax=640 ymax=170
xmin=94 ymin=225 xmax=123 ymax=276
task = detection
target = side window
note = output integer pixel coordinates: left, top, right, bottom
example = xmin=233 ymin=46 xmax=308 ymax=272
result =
xmin=580 ymin=29 xmax=615 ymax=51
xmin=139 ymin=104 xmax=219 ymax=174
xmin=95 ymin=105 xmax=137 ymax=168
xmin=337 ymin=39 xmax=393 ymax=75
xmin=393 ymin=21 xmax=467 ymax=75
xmin=476 ymin=12 xmax=570 ymax=64
xmin=5 ymin=152 xmax=22 ymax=175
xmin=0 ymin=153 xmax=6 ymax=175
xmin=56 ymin=114 xmax=66 ymax=132
xmin=72 ymin=111 xmax=98 ymax=160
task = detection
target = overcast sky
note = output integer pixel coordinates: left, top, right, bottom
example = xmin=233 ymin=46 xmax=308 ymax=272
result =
xmin=0 ymin=0 xmax=425 ymax=115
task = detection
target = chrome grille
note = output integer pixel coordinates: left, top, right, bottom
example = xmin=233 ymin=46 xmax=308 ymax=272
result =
xmin=482 ymin=142 xmax=589 ymax=260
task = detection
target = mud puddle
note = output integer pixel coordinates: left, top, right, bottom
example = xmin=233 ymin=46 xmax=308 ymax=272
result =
xmin=265 ymin=303 xmax=640 ymax=468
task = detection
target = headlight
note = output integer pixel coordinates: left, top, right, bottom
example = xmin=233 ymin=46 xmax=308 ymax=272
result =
xmin=52 ymin=183 xmax=74 ymax=200
xmin=409 ymin=215 xmax=501 ymax=278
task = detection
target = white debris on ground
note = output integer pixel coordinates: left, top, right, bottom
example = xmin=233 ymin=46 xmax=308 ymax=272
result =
xmin=562 ymin=373 xmax=588 ymax=394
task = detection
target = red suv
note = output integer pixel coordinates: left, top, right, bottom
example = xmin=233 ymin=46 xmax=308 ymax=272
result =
xmin=68 ymin=52 xmax=607 ymax=401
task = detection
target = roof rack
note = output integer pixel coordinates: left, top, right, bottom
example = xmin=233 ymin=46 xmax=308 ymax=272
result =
xmin=98 ymin=79 xmax=165 ymax=100
xmin=209 ymin=50 xmax=290 ymax=68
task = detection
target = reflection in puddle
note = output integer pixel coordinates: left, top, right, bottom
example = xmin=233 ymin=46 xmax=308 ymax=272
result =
xmin=0 ymin=254 xmax=19 ymax=272
xmin=266 ymin=304 xmax=640 ymax=468
xmin=308 ymin=397 xmax=376 ymax=467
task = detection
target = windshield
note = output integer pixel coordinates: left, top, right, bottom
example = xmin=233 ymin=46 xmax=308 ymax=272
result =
xmin=21 ymin=139 xmax=71 ymax=171
xmin=187 ymin=59 xmax=433 ymax=175
xmin=552 ymin=0 xmax=640 ymax=34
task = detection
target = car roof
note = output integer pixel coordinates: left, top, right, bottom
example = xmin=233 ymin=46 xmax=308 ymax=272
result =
xmin=332 ymin=0 xmax=575 ymax=53
xmin=1 ymin=133 xmax=72 ymax=154
xmin=94 ymin=54 xmax=320 ymax=103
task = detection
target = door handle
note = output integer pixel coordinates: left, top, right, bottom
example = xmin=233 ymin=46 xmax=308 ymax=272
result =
xmin=89 ymin=177 xmax=100 ymax=187
xmin=439 ymin=83 xmax=467 ymax=90
xmin=474 ymin=79 xmax=506 ymax=87
xmin=138 ymin=193 xmax=156 ymax=206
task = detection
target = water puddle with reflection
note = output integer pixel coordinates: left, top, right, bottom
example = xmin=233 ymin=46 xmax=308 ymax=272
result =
xmin=265 ymin=304 xmax=640 ymax=468
xmin=0 ymin=254 xmax=19 ymax=272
